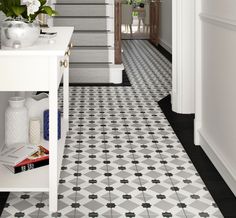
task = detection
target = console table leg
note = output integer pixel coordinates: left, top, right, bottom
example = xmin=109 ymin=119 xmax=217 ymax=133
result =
xmin=49 ymin=58 xmax=58 ymax=212
xmin=63 ymin=57 xmax=69 ymax=120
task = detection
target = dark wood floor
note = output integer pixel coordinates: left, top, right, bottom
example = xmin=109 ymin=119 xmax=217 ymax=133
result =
xmin=158 ymin=95 xmax=236 ymax=217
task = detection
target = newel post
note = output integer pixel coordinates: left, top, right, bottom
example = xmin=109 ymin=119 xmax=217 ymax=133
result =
xmin=114 ymin=0 xmax=122 ymax=64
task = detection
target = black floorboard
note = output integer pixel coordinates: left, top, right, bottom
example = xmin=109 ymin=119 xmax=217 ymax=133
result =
xmin=0 ymin=192 xmax=9 ymax=216
xmin=158 ymin=95 xmax=236 ymax=217
xmin=156 ymin=44 xmax=172 ymax=63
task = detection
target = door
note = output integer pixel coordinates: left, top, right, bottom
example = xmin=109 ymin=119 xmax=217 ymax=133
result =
xmin=149 ymin=0 xmax=160 ymax=46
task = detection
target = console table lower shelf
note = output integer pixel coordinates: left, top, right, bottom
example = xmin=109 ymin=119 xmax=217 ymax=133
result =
xmin=0 ymin=118 xmax=68 ymax=192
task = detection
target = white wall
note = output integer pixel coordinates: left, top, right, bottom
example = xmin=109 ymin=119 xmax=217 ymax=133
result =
xmin=196 ymin=0 xmax=236 ymax=195
xmin=159 ymin=0 xmax=172 ymax=53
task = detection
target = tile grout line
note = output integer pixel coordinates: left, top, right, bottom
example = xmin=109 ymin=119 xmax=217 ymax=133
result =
xmin=73 ymin=101 xmax=83 ymax=218
xmin=114 ymin=87 xmax=151 ymax=218
xmin=123 ymin=47 xmax=188 ymax=217
xmin=36 ymin=192 xmax=45 ymax=218
xmin=139 ymin=103 xmax=188 ymax=218
xmin=87 ymin=87 xmax=100 ymax=217
xmin=99 ymin=88 xmax=114 ymax=218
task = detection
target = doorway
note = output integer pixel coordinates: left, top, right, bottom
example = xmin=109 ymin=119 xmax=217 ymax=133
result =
xmin=121 ymin=0 xmax=160 ymax=42
xmin=116 ymin=0 xmax=196 ymax=114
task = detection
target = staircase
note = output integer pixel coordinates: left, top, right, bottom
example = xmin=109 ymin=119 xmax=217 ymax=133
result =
xmin=53 ymin=0 xmax=124 ymax=84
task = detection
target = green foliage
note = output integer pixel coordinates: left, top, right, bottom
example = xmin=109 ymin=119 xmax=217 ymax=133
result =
xmin=42 ymin=6 xmax=54 ymax=16
xmin=0 ymin=0 xmax=57 ymax=21
xmin=12 ymin=6 xmax=26 ymax=17
xmin=0 ymin=0 xmax=24 ymax=18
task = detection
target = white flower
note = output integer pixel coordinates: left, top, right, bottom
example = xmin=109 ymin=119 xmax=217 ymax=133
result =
xmin=22 ymin=0 xmax=41 ymax=16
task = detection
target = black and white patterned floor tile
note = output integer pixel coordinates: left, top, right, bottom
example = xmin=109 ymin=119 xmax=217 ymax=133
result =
xmin=1 ymin=40 xmax=223 ymax=218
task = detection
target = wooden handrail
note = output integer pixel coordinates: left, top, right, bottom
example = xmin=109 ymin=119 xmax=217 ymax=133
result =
xmin=149 ymin=0 xmax=160 ymax=46
xmin=114 ymin=0 xmax=122 ymax=64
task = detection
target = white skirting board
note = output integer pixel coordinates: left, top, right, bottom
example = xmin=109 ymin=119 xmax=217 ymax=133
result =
xmin=159 ymin=39 xmax=172 ymax=54
xmin=199 ymin=130 xmax=236 ymax=196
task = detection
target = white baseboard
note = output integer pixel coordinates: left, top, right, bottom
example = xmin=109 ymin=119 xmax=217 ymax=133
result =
xmin=109 ymin=64 xmax=124 ymax=84
xmin=159 ymin=38 xmax=172 ymax=54
xmin=194 ymin=119 xmax=201 ymax=146
xmin=199 ymin=130 xmax=236 ymax=196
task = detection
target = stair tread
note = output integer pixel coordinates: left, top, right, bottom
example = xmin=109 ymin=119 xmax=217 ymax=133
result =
xmin=70 ymin=63 xmax=123 ymax=68
xmin=55 ymin=0 xmax=115 ymax=68
xmin=72 ymin=46 xmax=114 ymax=50
xmin=73 ymin=30 xmax=112 ymax=33
xmin=55 ymin=16 xmax=110 ymax=18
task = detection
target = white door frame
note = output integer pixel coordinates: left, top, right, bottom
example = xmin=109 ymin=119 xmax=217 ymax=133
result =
xmin=172 ymin=0 xmax=183 ymax=113
xmin=172 ymin=0 xmax=196 ymax=115
xmin=194 ymin=0 xmax=202 ymax=145
xmin=172 ymin=0 xmax=202 ymax=142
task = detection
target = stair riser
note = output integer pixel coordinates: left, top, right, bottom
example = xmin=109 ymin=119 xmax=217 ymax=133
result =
xmin=70 ymin=68 xmax=110 ymax=83
xmin=69 ymin=65 xmax=123 ymax=83
xmin=55 ymin=5 xmax=114 ymax=17
xmin=72 ymin=32 xmax=114 ymax=46
xmin=54 ymin=18 xmax=114 ymax=31
xmin=70 ymin=49 xmax=114 ymax=63
xmin=53 ymin=0 xmax=122 ymax=84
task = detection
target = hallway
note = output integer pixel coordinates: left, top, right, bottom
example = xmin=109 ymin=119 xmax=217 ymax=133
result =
xmin=1 ymin=41 xmax=222 ymax=217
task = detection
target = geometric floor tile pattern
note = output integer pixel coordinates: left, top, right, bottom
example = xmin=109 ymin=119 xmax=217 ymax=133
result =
xmin=1 ymin=40 xmax=223 ymax=217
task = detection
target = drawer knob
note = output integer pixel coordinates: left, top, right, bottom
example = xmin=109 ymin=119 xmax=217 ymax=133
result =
xmin=65 ymin=49 xmax=71 ymax=56
xmin=60 ymin=59 xmax=68 ymax=68
xmin=69 ymin=42 xmax=73 ymax=48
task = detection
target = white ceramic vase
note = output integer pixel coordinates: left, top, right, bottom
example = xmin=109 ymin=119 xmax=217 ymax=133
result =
xmin=25 ymin=93 xmax=49 ymax=131
xmin=5 ymin=97 xmax=29 ymax=147
xmin=1 ymin=18 xmax=40 ymax=48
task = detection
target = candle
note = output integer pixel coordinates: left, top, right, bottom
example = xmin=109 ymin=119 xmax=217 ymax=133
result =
xmin=29 ymin=118 xmax=41 ymax=145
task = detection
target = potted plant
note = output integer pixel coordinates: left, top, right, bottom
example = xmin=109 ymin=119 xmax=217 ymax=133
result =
xmin=0 ymin=0 xmax=57 ymax=48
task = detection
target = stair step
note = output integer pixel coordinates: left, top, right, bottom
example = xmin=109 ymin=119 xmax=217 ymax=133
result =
xmin=56 ymin=0 xmax=112 ymax=4
xmin=70 ymin=47 xmax=114 ymax=63
xmin=69 ymin=63 xmax=124 ymax=83
xmin=70 ymin=63 xmax=123 ymax=68
xmin=72 ymin=31 xmax=114 ymax=46
xmin=54 ymin=17 xmax=114 ymax=31
xmin=53 ymin=0 xmax=121 ymax=84
xmin=55 ymin=4 xmax=113 ymax=17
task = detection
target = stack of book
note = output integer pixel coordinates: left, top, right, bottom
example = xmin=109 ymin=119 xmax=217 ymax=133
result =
xmin=0 ymin=144 xmax=49 ymax=174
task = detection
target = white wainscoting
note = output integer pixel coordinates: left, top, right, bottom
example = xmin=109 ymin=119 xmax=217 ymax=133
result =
xmin=196 ymin=11 xmax=236 ymax=196
xmin=200 ymin=13 xmax=236 ymax=31
xmin=199 ymin=130 xmax=236 ymax=195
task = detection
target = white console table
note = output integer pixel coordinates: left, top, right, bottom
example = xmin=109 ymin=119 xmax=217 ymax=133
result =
xmin=0 ymin=27 xmax=74 ymax=212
